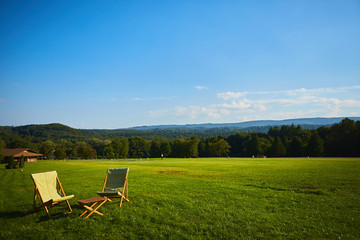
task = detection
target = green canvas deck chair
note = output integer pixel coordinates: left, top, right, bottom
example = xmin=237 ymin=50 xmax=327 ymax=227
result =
xmin=97 ymin=168 xmax=129 ymax=207
xmin=31 ymin=171 xmax=74 ymax=218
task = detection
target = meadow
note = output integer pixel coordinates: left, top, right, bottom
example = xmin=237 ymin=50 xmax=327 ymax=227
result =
xmin=0 ymin=157 xmax=359 ymax=239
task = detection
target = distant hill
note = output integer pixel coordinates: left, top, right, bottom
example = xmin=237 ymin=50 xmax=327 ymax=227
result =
xmin=1 ymin=117 xmax=359 ymax=141
xmin=131 ymin=117 xmax=360 ymax=130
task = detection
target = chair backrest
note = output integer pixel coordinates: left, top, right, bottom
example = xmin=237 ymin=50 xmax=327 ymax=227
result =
xmin=31 ymin=171 xmax=61 ymax=203
xmin=104 ymin=168 xmax=129 ymax=192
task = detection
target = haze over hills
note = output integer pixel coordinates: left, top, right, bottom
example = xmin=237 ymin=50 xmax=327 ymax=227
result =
xmin=131 ymin=117 xmax=360 ymax=130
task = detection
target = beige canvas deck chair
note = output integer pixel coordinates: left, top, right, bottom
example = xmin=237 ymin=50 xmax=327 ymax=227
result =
xmin=31 ymin=171 xmax=74 ymax=218
xmin=97 ymin=168 xmax=129 ymax=207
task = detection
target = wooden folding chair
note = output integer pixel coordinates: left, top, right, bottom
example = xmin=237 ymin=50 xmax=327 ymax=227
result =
xmin=31 ymin=171 xmax=74 ymax=218
xmin=97 ymin=168 xmax=130 ymax=207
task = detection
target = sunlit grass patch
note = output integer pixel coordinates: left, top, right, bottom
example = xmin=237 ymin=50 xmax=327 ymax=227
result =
xmin=0 ymin=157 xmax=359 ymax=239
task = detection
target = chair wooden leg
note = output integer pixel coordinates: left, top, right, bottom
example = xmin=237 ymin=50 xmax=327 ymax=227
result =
xmin=44 ymin=205 xmax=51 ymax=218
xmin=65 ymin=200 xmax=72 ymax=213
xmin=120 ymin=195 xmax=124 ymax=207
xmin=33 ymin=189 xmax=37 ymax=209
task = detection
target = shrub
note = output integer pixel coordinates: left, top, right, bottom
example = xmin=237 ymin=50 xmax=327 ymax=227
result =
xmin=19 ymin=155 xmax=25 ymax=168
xmin=5 ymin=155 xmax=16 ymax=169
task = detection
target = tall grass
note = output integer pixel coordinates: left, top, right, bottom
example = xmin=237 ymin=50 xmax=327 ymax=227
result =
xmin=0 ymin=158 xmax=359 ymax=239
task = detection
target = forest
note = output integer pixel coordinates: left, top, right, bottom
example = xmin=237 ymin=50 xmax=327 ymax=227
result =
xmin=0 ymin=118 xmax=359 ymax=161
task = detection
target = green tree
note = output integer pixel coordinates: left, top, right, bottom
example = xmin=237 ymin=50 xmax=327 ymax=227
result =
xmin=268 ymin=126 xmax=281 ymax=138
xmin=19 ymin=155 xmax=25 ymax=168
xmin=150 ymin=140 xmax=162 ymax=158
xmin=171 ymin=137 xmax=199 ymax=158
xmin=54 ymin=147 xmax=67 ymax=159
xmin=226 ymin=132 xmax=247 ymax=157
xmin=259 ymin=137 xmax=272 ymax=155
xmin=160 ymin=141 xmax=171 ymax=157
xmin=306 ymin=133 xmax=324 ymax=157
xmin=279 ymin=124 xmax=302 ymax=140
xmin=356 ymin=121 xmax=360 ymax=156
xmin=104 ymin=145 xmax=115 ymax=159
xmin=0 ymin=138 xmax=5 ymax=163
xmin=8 ymin=137 xmax=37 ymax=150
xmin=188 ymin=136 xmax=200 ymax=157
xmin=208 ymin=139 xmax=231 ymax=157
xmin=269 ymin=137 xmax=286 ymax=157
xmin=129 ymin=137 xmax=149 ymax=158
xmin=88 ymin=138 xmax=110 ymax=158
xmin=325 ymin=118 xmax=358 ymax=156
xmin=40 ymin=140 xmax=56 ymax=159
xmin=112 ymin=137 xmax=123 ymax=159
xmin=77 ymin=146 xmax=97 ymax=159
xmin=287 ymin=136 xmax=304 ymax=157
xmin=198 ymin=140 xmax=208 ymax=157
xmin=171 ymin=139 xmax=187 ymax=157
xmin=120 ymin=137 xmax=129 ymax=158
xmin=244 ymin=135 xmax=261 ymax=156
xmin=74 ymin=142 xmax=97 ymax=159
xmin=6 ymin=155 xmax=16 ymax=169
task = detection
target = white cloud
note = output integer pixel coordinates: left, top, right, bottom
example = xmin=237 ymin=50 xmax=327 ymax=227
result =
xmin=254 ymin=104 xmax=267 ymax=111
xmin=217 ymin=85 xmax=360 ymax=99
xmin=148 ymin=109 xmax=170 ymax=118
xmin=202 ymin=107 xmax=221 ymax=118
xmin=339 ymin=85 xmax=360 ymax=91
xmin=133 ymin=96 xmax=177 ymax=101
xmin=248 ymin=95 xmax=360 ymax=108
xmin=146 ymin=85 xmax=360 ymax=123
xmin=219 ymin=99 xmax=251 ymax=109
xmin=195 ymin=86 xmax=208 ymax=90
xmin=217 ymin=91 xmax=247 ymax=100
xmin=174 ymin=106 xmax=189 ymax=116
xmin=264 ymin=109 xmax=329 ymax=120
xmin=148 ymin=105 xmax=221 ymax=119
xmin=133 ymin=97 xmax=146 ymax=101
xmin=219 ymin=108 xmax=231 ymax=115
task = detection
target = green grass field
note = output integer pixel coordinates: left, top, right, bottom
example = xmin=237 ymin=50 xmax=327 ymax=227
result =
xmin=0 ymin=158 xmax=359 ymax=239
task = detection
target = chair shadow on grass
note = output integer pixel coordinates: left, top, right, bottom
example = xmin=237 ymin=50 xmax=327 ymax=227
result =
xmin=0 ymin=208 xmax=55 ymax=222
xmin=0 ymin=203 xmax=88 ymax=222
xmin=0 ymin=210 xmax=29 ymax=219
xmin=1 ymin=201 xmax=123 ymax=222
xmin=36 ymin=212 xmax=72 ymax=222
xmin=35 ymin=203 xmax=90 ymax=222
xmin=0 ymin=210 xmax=71 ymax=223
xmin=37 ymin=202 xmax=111 ymax=222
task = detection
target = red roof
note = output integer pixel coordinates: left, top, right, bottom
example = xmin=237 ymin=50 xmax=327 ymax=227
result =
xmin=2 ymin=148 xmax=43 ymax=158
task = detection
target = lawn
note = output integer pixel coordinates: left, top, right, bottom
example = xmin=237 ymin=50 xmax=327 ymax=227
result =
xmin=0 ymin=158 xmax=359 ymax=239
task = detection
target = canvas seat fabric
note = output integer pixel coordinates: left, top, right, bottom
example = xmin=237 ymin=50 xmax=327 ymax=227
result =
xmin=31 ymin=170 xmax=74 ymax=217
xmin=97 ymin=168 xmax=129 ymax=207
xmin=32 ymin=171 xmax=74 ymax=203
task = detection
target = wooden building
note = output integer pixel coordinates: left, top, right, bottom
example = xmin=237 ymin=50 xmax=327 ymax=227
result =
xmin=2 ymin=148 xmax=43 ymax=163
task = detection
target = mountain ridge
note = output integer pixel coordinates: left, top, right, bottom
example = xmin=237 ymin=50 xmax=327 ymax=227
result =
xmin=1 ymin=117 xmax=359 ymax=142
xmin=131 ymin=117 xmax=360 ymax=130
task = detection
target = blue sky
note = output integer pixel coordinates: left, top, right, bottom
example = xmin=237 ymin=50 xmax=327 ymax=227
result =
xmin=1 ymin=0 xmax=360 ymax=129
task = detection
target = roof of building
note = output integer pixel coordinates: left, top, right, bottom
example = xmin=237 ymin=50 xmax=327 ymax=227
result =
xmin=2 ymin=148 xmax=43 ymax=158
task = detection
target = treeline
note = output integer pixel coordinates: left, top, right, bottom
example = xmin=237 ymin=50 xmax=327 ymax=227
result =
xmin=0 ymin=118 xmax=359 ymax=161
xmin=0 ymin=123 xmax=326 ymax=142
xmin=0 ymin=123 xmax=243 ymax=142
